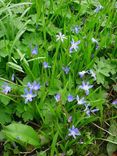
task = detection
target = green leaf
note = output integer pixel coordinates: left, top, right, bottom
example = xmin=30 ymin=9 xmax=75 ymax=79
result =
xmin=107 ymin=136 xmax=117 ymax=145
xmin=94 ymin=57 xmax=116 ymax=85
xmin=113 ymin=85 xmax=117 ymax=92
xmin=2 ymin=123 xmax=40 ymax=147
xmin=22 ymin=111 xmax=33 ymax=122
xmin=0 ymin=96 xmax=10 ymax=105
xmin=106 ymin=122 xmax=117 ymax=155
xmin=67 ymin=149 xmax=73 ymax=156
xmin=107 ymin=143 xmax=117 ymax=156
xmin=7 ymin=62 xmax=24 ymax=73
xmin=50 ymin=131 xmax=59 ymax=156
xmin=109 ymin=122 xmax=117 ymax=136
xmin=0 ymin=40 xmax=9 ymax=57
xmin=0 ymin=106 xmax=12 ymax=124
xmin=37 ymin=151 xmax=47 ymax=156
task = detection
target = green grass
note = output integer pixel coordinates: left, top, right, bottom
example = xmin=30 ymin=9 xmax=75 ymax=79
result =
xmin=0 ymin=0 xmax=117 ymax=155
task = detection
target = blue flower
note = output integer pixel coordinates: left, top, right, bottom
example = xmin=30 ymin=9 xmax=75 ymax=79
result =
xmin=94 ymin=5 xmax=103 ymax=13
xmin=79 ymin=81 xmax=93 ymax=95
xmin=62 ymin=66 xmax=70 ymax=74
xmin=43 ymin=62 xmax=51 ymax=69
xmin=96 ymin=45 xmax=99 ymax=50
xmin=21 ymin=89 xmax=36 ymax=104
xmin=2 ymin=83 xmax=11 ymax=94
xmin=32 ymin=46 xmax=38 ymax=55
xmin=67 ymin=95 xmax=74 ymax=102
xmin=69 ymin=39 xmax=80 ymax=53
xmin=27 ymin=81 xmax=40 ymax=91
xmin=54 ymin=94 xmax=61 ymax=102
xmin=68 ymin=116 xmax=72 ymax=123
xmin=68 ymin=125 xmax=81 ymax=139
xmin=84 ymin=104 xmax=99 ymax=116
xmin=112 ymin=99 xmax=117 ymax=105
xmin=76 ymin=95 xmax=86 ymax=105
xmin=72 ymin=25 xmax=81 ymax=34
xmin=78 ymin=70 xmax=87 ymax=78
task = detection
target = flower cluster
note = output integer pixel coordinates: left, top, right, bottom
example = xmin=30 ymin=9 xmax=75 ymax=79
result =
xmin=54 ymin=78 xmax=99 ymax=139
xmin=53 ymin=68 xmax=99 ymax=139
xmin=21 ymin=81 xmax=40 ymax=104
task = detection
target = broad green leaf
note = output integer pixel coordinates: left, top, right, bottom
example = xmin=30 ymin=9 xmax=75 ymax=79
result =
xmin=2 ymin=123 xmax=40 ymax=147
xmin=0 ymin=106 xmax=12 ymax=124
xmin=106 ymin=122 xmax=117 ymax=155
xmin=109 ymin=122 xmax=117 ymax=136
xmin=107 ymin=143 xmax=117 ymax=156
xmin=22 ymin=111 xmax=33 ymax=122
xmin=94 ymin=57 xmax=116 ymax=85
xmin=0 ymin=96 xmax=10 ymax=105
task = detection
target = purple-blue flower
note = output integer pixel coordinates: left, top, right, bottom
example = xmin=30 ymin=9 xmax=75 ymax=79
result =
xmin=21 ymin=89 xmax=36 ymax=104
xmin=62 ymin=66 xmax=70 ymax=74
xmin=84 ymin=104 xmax=99 ymax=116
xmin=2 ymin=83 xmax=11 ymax=94
xmin=43 ymin=62 xmax=48 ymax=68
xmin=96 ymin=45 xmax=99 ymax=50
xmin=32 ymin=46 xmax=38 ymax=55
xmin=68 ymin=116 xmax=72 ymax=123
xmin=112 ymin=99 xmax=117 ymax=105
xmin=69 ymin=39 xmax=80 ymax=53
xmin=43 ymin=62 xmax=51 ymax=69
xmin=72 ymin=26 xmax=81 ymax=34
xmin=27 ymin=81 xmax=40 ymax=91
xmin=54 ymin=94 xmax=61 ymax=102
xmin=94 ymin=5 xmax=103 ymax=13
xmin=68 ymin=125 xmax=81 ymax=139
xmin=76 ymin=95 xmax=86 ymax=105
xmin=67 ymin=95 xmax=74 ymax=102
xmin=78 ymin=70 xmax=87 ymax=78
xmin=79 ymin=81 xmax=93 ymax=95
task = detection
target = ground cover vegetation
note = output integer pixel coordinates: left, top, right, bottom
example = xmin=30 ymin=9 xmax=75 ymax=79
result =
xmin=0 ymin=0 xmax=117 ymax=155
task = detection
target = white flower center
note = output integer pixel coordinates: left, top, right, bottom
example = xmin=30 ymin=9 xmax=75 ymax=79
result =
xmin=27 ymin=93 xmax=33 ymax=99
